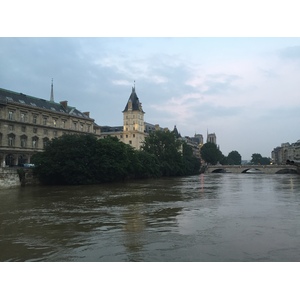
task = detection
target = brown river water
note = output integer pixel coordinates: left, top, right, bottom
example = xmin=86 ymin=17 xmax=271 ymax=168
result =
xmin=1 ymin=173 xmax=300 ymax=262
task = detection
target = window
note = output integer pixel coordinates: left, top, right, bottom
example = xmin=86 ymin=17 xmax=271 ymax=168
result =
xmin=73 ymin=122 xmax=77 ymax=130
xmin=44 ymin=129 xmax=48 ymax=135
xmin=43 ymin=117 xmax=48 ymax=125
xmin=9 ymin=125 xmax=14 ymax=131
xmin=8 ymin=111 xmax=14 ymax=120
xmin=20 ymin=112 xmax=27 ymax=122
xmin=133 ymin=134 xmax=135 ymax=138
xmin=8 ymin=134 xmax=15 ymax=147
xmin=32 ymin=137 xmax=38 ymax=148
xmin=129 ymin=140 xmax=132 ymax=144
xmin=80 ymin=123 xmax=84 ymax=131
xmin=62 ymin=120 xmax=66 ymax=128
xmin=53 ymin=131 xmax=57 ymax=137
xmin=21 ymin=126 xmax=26 ymax=132
xmin=32 ymin=115 xmax=38 ymax=124
xmin=87 ymin=125 xmax=90 ymax=132
xmin=33 ymin=128 xmax=38 ymax=133
xmin=43 ymin=138 xmax=49 ymax=149
xmin=20 ymin=135 xmax=27 ymax=148
xmin=53 ymin=119 xmax=57 ymax=127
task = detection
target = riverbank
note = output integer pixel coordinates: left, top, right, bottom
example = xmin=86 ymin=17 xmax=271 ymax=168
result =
xmin=0 ymin=167 xmax=39 ymax=189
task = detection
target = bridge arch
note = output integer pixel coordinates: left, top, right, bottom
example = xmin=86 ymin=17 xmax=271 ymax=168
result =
xmin=211 ymin=168 xmax=227 ymax=173
xmin=275 ymin=168 xmax=298 ymax=174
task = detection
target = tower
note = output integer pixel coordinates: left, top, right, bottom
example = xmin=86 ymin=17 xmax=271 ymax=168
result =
xmin=50 ymin=78 xmax=54 ymax=102
xmin=122 ymin=85 xmax=145 ymax=149
xmin=207 ymin=132 xmax=217 ymax=144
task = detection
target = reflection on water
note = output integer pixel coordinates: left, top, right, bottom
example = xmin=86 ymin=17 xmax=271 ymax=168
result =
xmin=1 ymin=174 xmax=300 ymax=261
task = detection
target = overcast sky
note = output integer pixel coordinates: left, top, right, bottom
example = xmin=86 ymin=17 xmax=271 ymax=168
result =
xmin=1 ymin=2 xmax=300 ymax=161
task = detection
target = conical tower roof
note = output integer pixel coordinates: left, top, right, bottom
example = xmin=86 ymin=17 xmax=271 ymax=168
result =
xmin=123 ymin=86 xmax=144 ymax=113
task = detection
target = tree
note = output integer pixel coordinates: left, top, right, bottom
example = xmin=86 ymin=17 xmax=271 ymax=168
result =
xmin=227 ymin=150 xmax=242 ymax=165
xmin=32 ymin=134 xmax=135 ymax=185
xmin=142 ymin=130 xmax=200 ymax=176
xmin=251 ymin=153 xmax=271 ymax=165
xmin=200 ymin=142 xmax=223 ymax=165
xmin=142 ymin=130 xmax=183 ymax=176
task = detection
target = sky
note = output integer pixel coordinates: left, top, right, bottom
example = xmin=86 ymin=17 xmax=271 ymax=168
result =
xmin=1 ymin=1 xmax=300 ymax=296
xmin=1 ymin=2 xmax=300 ymax=162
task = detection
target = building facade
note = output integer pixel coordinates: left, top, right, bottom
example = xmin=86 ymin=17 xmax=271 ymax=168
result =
xmin=0 ymin=87 xmax=99 ymax=167
xmin=272 ymin=140 xmax=300 ymax=164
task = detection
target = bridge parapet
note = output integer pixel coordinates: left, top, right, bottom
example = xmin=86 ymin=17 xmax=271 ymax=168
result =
xmin=206 ymin=165 xmax=298 ymax=174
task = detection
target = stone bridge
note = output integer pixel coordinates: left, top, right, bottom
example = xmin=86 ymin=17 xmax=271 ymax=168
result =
xmin=206 ymin=164 xmax=299 ymax=174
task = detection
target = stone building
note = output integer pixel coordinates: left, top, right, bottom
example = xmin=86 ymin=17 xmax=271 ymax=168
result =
xmin=0 ymin=86 xmax=99 ymax=167
xmin=207 ymin=132 xmax=217 ymax=144
xmin=100 ymin=86 xmax=165 ymax=149
xmin=272 ymin=140 xmax=300 ymax=164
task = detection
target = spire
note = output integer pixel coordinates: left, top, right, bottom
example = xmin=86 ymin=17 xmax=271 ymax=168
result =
xmin=50 ymin=78 xmax=54 ymax=102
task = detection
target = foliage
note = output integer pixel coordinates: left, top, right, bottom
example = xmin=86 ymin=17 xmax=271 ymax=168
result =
xmin=200 ymin=142 xmax=223 ymax=165
xmin=227 ymin=150 xmax=242 ymax=165
xmin=32 ymin=134 xmax=142 ymax=185
xmin=32 ymin=132 xmax=201 ymax=185
xmin=142 ymin=130 xmax=200 ymax=176
xmin=251 ymin=153 xmax=271 ymax=165
xmin=181 ymin=142 xmax=201 ymax=175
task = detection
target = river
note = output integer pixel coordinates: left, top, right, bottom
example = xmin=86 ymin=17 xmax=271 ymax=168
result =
xmin=1 ymin=173 xmax=300 ymax=262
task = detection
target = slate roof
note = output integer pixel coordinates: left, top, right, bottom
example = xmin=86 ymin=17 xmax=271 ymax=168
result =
xmin=123 ymin=87 xmax=144 ymax=113
xmin=100 ymin=125 xmax=123 ymax=133
xmin=0 ymin=87 xmax=92 ymax=120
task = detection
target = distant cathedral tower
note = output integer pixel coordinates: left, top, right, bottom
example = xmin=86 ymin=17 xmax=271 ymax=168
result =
xmin=50 ymin=78 xmax=54 ymax=102
xmin=122 ymin=85 xmax=145 ymax=149
xmin=207 ymin=132 xmax=217 ymax=144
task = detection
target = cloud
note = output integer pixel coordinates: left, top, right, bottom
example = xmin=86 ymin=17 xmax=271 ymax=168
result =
xmin=279 ymin=46 xmax=300 ymax=60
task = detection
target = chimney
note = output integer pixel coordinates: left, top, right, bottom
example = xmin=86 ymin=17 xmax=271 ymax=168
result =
xmin=83 ymin=112 xmax=90 ymax=118
xmin=60 ymin=101 xmax=68 ymax=110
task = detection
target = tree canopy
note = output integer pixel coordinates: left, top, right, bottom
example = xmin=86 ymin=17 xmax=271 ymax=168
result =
xmin=32 ymin=134 xmax=160 ymax=185
xmin=32 ymin=131 xmax=200 ymax=185
xmin=142 ymin=130 xmax=200 ymax=176
xmin=227 ymin=150 xmax=242 ymax=165
xmin=251 ymin=153 xmax=271 ymax=165
xmin=200 ymin=142 xmax=223 ymax=165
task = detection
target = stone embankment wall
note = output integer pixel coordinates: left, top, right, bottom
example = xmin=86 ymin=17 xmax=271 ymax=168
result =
xmin=0 ymin=168 xmax=39 ymax=189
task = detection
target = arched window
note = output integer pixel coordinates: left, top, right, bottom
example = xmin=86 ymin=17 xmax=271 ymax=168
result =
xmin=20 ymin=135 xmax=27 ymax=148
xmin=32 ymin=136 xmax=39 ymax=148
xmin=8 ymin=133 xmax=15 ymax=147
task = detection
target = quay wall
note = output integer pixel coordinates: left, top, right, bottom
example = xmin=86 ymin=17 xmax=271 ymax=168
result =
xmin=0 ymin=167 xmax=39 ymax=189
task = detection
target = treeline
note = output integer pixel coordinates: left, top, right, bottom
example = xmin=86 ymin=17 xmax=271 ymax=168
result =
xmin=200 ymin=142 xmax=271 ymax=165
xmin=32 ymin=131 xmax=201 ymax=185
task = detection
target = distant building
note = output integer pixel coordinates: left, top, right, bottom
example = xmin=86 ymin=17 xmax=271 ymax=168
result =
xmin=207 ymin=132 xmax=217 ymax=144
xmin=272 ymin=140 xmax=300 ymax=164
